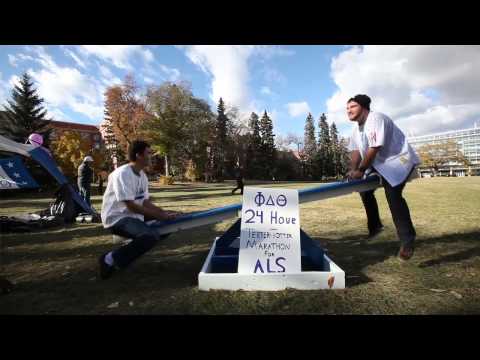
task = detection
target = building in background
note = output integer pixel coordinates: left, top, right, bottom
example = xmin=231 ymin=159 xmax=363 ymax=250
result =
xmin=408 ymin=125 xmax=480 ymax=177
xmin=48 ymin=120 xmax=102 ymax=150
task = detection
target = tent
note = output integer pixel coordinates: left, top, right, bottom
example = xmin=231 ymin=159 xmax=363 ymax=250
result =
xmin=0 ymin=134 xmax=95 ymax=215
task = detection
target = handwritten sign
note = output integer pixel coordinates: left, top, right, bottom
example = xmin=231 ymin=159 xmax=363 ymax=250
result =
xmin=238 ymin=187 xmax=301 ymax=274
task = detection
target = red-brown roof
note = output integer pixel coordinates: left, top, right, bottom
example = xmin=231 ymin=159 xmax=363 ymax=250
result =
xmin=48 ymin=120 xmax=100 ymax=133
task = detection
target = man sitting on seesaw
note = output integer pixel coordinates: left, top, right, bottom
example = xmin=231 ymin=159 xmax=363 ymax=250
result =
xmin=98 ymin=140 xmax=178 ymax=280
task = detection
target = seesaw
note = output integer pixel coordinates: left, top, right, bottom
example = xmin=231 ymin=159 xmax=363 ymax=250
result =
xmin=151 ymin=174 xmax=384 ymax=236
xmin=144 ymin=173 xmax=415 ymax=291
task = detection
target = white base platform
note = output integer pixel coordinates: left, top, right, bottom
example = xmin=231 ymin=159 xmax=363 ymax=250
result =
xmin=198 ymin=238 xmax=345 ymax=291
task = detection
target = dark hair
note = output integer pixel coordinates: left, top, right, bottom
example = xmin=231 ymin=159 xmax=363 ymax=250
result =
xmin=128 ymin=140 xmax=150 ymax=161
xmin=347 ymin=94 xmax=371 ymax=111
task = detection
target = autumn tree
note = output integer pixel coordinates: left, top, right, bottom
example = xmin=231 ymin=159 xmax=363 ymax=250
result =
xmin=50 ymin=131 xmax=92 ymax=180
xmin=417 ymin=140 xmax=470 ymax=175
xmin=104 ymin=74 xmax=150 ymax=156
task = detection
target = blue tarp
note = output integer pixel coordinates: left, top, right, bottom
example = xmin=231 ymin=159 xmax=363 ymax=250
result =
xmin=0 ymin=156 xmax=39 ymax=189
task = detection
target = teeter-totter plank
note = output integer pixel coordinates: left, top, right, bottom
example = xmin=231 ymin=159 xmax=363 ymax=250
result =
xmin=151 ymin=174 xmax=403 ymax=236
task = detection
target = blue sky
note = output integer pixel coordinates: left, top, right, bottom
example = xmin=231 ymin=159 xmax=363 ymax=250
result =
xmin=1 ymin=45 xmax=479 ymax=142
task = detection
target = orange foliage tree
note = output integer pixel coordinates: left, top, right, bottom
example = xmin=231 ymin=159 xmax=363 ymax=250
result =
xmin=104 ymin=75 xmax=150 ymax=155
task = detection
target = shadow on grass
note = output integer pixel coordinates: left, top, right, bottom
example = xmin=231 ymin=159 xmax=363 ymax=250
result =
xmin=310 ymin=229 xmax=480 ymax=287
xmin=2 ymin=225 xmax=108 ymax=247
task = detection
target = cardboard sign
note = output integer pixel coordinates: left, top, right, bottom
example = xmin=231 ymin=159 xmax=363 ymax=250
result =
xmin=238 ymin=187 xmax=301 ymax=274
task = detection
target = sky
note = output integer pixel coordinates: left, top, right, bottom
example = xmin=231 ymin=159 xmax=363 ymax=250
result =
xmin=0 ymin=45 xmax=479 ymax=142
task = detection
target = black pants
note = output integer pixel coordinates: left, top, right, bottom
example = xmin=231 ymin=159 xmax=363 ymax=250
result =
xmin=359 ymin=170 xmax=416 ymax=247
xmin=109 ymin=217 xmax=168 ymax=269
xmin=232 ymin=181 xmax=244 ymax=195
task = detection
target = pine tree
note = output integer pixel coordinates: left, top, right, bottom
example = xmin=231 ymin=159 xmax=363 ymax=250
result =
xmin=338 ymin=137 xmax=350 ymax=177
xmin=317 ymin=113 xmax=332 ymax=178
xmin=0 ymin=72 xmax=51 ymax=143
xmin=259 ymin=110 xmax=276 ymax=180
xmin=330 ymin=122 xmax=341 ymax=178
xmin=246 ymin=112 xmax=262 ymax=178
xmin=303 ymin=113 xmax=317 ymax=179
xmin=212 ymin=97 xmax=228 ymax=181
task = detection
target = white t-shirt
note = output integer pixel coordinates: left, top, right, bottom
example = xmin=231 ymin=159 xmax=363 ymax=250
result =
xmin=101 ymin=164 xmax=150 ymax=228
xmin=349 ymin=111 xmax=421 ymax=187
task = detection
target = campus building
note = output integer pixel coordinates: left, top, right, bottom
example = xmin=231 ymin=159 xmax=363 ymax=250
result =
xmin=408 ymin=125 xmax=480 ymax=177
xmin=48 ymin=120 xmax=103 ymax=150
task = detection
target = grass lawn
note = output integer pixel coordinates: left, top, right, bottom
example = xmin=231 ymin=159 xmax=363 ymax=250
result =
xmin=1 ymin=177 xmax=480 ymax=314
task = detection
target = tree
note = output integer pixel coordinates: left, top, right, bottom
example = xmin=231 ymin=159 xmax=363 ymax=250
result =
xmin=303 ymin=113 xmax=317 ymax=179
xmin=330 ymin=122 xmax=342 ymax=178
xmin=416 ymin=140 xmax=470 ymax=175
xmin=259 ymin=110 xmax=276 ymax=180
xmin=0 ymin=72 xmax=51 ymax=143
xmin=101 ymin=116 xmax=125 ymax=169
xmin=50 ymin=131 xmax=92 ymax=180
xmin=104 ymin=74 xmax=150 ymax=156
xmin=142 ymin=82 xmax=215 ymax=180
xmin=338 ymin=137 xmax=350 ymax=177
xmin=317 ymin=113 xmax=332 ymax=178
xmin=211 ymin=98 xmax=229 ymax=181
xmin=245 ymin=112 xmax=263 ymax=178
xmin=219 ymin=106 xmax=242 ymax=178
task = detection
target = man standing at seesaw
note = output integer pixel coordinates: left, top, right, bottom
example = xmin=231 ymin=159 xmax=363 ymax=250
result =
xmin=346 ymin=94 xmax=420 ymax=260
xmin=98 ymin=140 xmax=177 ymax=279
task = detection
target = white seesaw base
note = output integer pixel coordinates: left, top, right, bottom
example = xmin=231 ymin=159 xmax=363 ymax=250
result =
xmin=198 ymin=238 xmax=345 ymax=291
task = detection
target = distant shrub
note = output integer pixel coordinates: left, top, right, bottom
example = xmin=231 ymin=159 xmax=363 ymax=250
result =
xmin=159 ymin=175 xmax=174 ymax=185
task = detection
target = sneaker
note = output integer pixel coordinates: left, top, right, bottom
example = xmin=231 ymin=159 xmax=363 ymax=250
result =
xmin=398 ymin=245 xmax=414 ymax=261
xmin=98 ymin=253 xmax=116 ymax=280
xmin=366 ymin=225 xmax=384 ymax=240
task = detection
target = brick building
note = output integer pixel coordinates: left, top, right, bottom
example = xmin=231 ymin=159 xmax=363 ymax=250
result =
xmin=48 ymin=120 xmax=102 ymax=150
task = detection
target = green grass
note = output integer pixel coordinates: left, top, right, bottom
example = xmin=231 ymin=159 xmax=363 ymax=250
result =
xmin=1 ymin=177 xmax=480 ymax=314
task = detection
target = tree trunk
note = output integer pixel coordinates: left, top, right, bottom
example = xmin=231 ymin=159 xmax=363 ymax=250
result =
xmin=165 ymin=154 xmax=169 ymax=176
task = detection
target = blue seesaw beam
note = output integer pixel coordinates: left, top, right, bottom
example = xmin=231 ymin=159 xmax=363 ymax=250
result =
xmin=151 ymin=174 xmax=388 ymax=235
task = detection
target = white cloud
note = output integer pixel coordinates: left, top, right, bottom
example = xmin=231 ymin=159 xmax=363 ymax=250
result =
xmin=180 ymin=45 xmax=290 ymax=113
xmin=80 ymin=45 xmax=154 ymax=70
xmin=97 ymin=63 xmax=122 ymax=87
xmin=47 ymin=107 xmax=68 ymax=121
xmin=326 ymin=45 xmax=480 ymax=136
xmin=8 ymin=54 xmax=17 ymax=67
xmin=7 ymin=52 xmax=35 ymax=68
xmin=287 ymin=101 xmax=311 ymax=117
xmin=0 ymin=73 xmax=10 ymax=106
xmin=24 ymin=46 xmax=105 ymax=121
xmin=63 ymin=48 xmax=87 ymax=69
xmin=263 ymin=67 xmax=287 ymax=86
xmin=144 ymin=76 xmax=155 ymax=84
xmin=253 ymin=45 xmax=295 ymax=59
xmin=181 ymin=45 xmax=255 ymax=109
xmin=159 ymin=64 xmax=181 ymax=82
xmin=8 ymin=74 xmax=21 ymax=88
xmin=261 ymin=86 xmax=272 ymax=95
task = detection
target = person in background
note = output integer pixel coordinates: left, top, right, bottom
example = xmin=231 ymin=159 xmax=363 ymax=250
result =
xmin=78 ymin=156 xmax=94 ymax=206
xmin=231 ymin=167 xmax=244 ymax=195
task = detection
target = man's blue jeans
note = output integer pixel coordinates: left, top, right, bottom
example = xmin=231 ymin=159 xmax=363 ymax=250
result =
xmin=79 ymin=186 xmax=91 ymax=206
xmin=109 ymin=217 xmax=168 ymax=269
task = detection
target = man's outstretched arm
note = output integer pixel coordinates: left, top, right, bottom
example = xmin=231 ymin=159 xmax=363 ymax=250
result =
xmin=124 ymin=199 xmax=174 ymax=221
